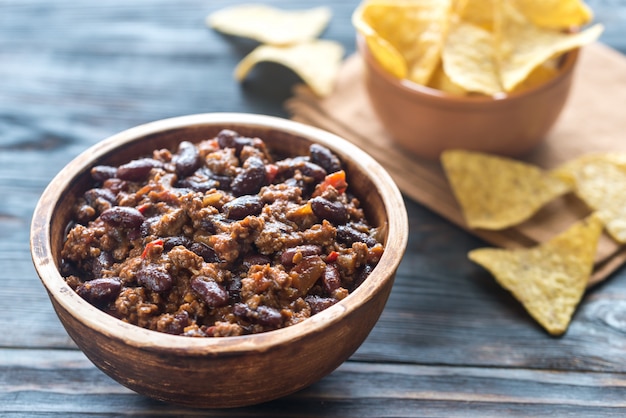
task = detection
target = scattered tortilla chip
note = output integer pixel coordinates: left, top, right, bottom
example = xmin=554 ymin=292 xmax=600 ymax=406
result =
xmin=234 ymin=40 xmax=344 ymax=97
xmin=441 ymin=150 xmax=571 ymax=229
xmin=512 ymin=0 xmax=593 ymax=29
xmin=352 ymin=0 xmax=453 ymax=84
xmin=442 ymin=21 xmax=502 ymax=95
xmin=496 ymin=1 xmax=603 ymax=91
xmin=469 ymin=214 xmax=602 ymax=335
xmin=552 ymin=153 xmax=626 ymax=243
xmin=207 ymin=4 xmax=331 ymax=46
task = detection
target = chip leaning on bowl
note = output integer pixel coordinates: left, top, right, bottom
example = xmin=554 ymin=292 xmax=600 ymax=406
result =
xmin=352 ymin=0 xmax=604 ymax=159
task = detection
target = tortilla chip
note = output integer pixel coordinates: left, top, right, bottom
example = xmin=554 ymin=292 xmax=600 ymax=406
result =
xmin=441 ymin=149 xmax=572 ymax=229
xmin=552 ymin=153 xmax=626 ymax=243
xmin=513 ymin=0 xmax=593 ymax=29
xmin=469 ymin=214 xmax=602 ymax=335
xmin=442 ymin=21 xmax=502 ymax=95
xmin=234 ymin=40 xmax=344 ymax=97
xmin=207 ymin=4 xmax=331 ymax=46
xmin=353 ymin=0 xmax=453 ymax=84
xmin=496 ymin=2 xmax=603 ymax=92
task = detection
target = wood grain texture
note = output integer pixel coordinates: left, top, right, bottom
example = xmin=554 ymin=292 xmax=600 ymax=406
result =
xmin=2 ymin=0 xmax=626 ymax=415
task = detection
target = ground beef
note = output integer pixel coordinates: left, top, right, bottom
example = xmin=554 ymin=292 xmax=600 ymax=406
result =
xmin=61 ymin=129 xmax=385 ymax=337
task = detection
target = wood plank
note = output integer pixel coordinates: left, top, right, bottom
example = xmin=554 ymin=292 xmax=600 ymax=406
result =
xmin=3 ymin=348 xmax=626 ymax=416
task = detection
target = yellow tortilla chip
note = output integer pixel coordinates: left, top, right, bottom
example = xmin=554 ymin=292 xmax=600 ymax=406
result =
xmin=427 ymin=60 xmax=467 ymax=95
xmin=234 ymin=40 xmax=344 ymax=97
xmin=353 ymin=0 xmax=453 ymax=85
xmin=207 ymin=5 xmax=331 ymax=46
xmin=509 ymin=58 xmax=560 ymax=93
xmin=496 ymin=2 xmax=603 ymax=92
xmin=441 ymin=150 xmax=571 ymax=229
xmin=512 ymin=0 xmax=593 ymax=29
xmin=442 ymin=21 xmax=502 ymax=95
xmin=552 ymin=153 xmax=626 ymax=243
xmin=456 ymin=0 xmax=497 ymax=31
xmin=469 ymin=214 xmax=602 ymax=335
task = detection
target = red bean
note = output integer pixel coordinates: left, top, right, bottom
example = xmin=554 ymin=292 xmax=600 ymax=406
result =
xmin=91 ymin=165 xmax=118 ymax=182
xmin=76 ymin=277 xmax=121 ymax=305
xmin=304 ymin=295 xmax=337 ymax=315
xmin=217 ymin=129 xmax=255 ymax=156
xmin=336 ymin=224 xmax=378 ymax=247
xmin=191 ymin=277 xmax=228 ymax=307
xmin=189 ymin=242 xmax=220 ymax=263
xmin=242 ymin=253 xmax=271 ymax=269
xmin=223 ymin=195 xmax=263 ymax=220
xmin=173 ymin=141 xmax=201 ymax=177
xmin=280 ymin=245 xmax=322 ymax=267
xmin=310 ymin=144 xmax=341 ymax=174
xmin=233 ymin=303 xmax=282 ymax=327
xmin=231 ymin=156 xmax=266 ymax=196
xmin=310 ymin=197 xmax=348 ymax=225
xmin=100 ymin=206 xmax=145 ymax=229
xmin=136 ymin=265 xmax=173 ymax=293
xmin=322 ymin=264 xmax=342 ymax=294
xmin=117 ymin=158 xmax=162 ymax=181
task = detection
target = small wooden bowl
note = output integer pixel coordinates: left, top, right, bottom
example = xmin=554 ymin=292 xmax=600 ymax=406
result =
xmin=357 ymin=34 xmax=579 ymax=160
xmin=30 ymin=113 xmax=408 ymax=408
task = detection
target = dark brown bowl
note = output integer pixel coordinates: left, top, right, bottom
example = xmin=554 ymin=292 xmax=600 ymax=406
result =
xmin=357 ymin=34 xmax=579 ymax=160
xmin=30 ymin=113 xmax=408 ymax=408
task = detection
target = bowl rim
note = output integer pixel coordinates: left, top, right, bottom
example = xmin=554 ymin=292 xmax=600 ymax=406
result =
xmin=356 ymin=33 xmax=580 ymax=107
xmin=30 ymin=112 xmax=408 ymax=355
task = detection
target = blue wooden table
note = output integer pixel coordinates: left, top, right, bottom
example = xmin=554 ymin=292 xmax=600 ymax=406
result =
xmin=2 ymin=1 xmax=626 ymax=416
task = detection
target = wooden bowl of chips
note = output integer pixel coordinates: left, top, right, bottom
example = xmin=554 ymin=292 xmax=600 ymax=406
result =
xmin=30 ymin=113 xmax=408 ymax=408
xmin=357 ymin=34 xmax=580 ymax=160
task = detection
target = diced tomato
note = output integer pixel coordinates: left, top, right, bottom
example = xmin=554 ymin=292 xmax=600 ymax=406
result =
xmin=326 ymin=250 xmax=339 ymax=263
xmin=313 ymin=170 xmax=347 ymax=197
xmin=265 ymin=163 xmax=278 ymax=184
xmin=141 ymin=239 xmax=164 ymax=259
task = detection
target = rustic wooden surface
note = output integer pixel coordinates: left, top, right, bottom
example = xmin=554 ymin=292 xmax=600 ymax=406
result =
xmin=2 ymin=0 xmax=626 ymax=416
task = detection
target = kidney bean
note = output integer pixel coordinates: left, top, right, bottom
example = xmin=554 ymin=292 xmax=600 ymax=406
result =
xmin=217 ymin=129 xmax=255 ymax=156
xmin=280 ymin=244 xmax=322 ymax=267
xmin=336 ymin=224 xmax=378 ymax=247
xmin=100 ymin=206 xmax=145 ymax=229
xmin=242 ymin=253 xmax=271 ymax=270
xmin=177 ymin=177 xmax=220 ymax=193
xmin=91 ymin=165 xmax=118 ymax=182
xmin=102 ymin=178 xmax=126 ymax=195
xmin=189 ymin=242 xmax=220 ymax=263
xmin=276 ymin=158 xmax=326 ymax=183
xmin=76 ymin=277 xmax=121 ymax=305
xmin=173 ymin=141 xmax=201 ymax=177
xmin=231 ymin=156 xmax=266 ymax=196
xmin=322 ymin=264 xmax=342 ymax=294
xmin=162 ymin=236 xmax=193 ymax=251
xmin=310 ymin=144 xmax=341 ymax=174
xmin=310 ymin=197 xmax=348 ymax=225
xmin=84 ymin=188 xmax=117 ymax=206
xmin=223 ymin=195 xmax=263 ymax=220
xmin=305 ymin=295 xmax=338 ymax=315
xmin=86 ymin=251 xmax=114 ymax=279
xmin=191 ymin=277 xmax=229 ymax=308
xmin=117 ymin=158 xmax=162 ymax=181
xmin=160 ymin=310 xmax=190 ymax=335
xmin=136 ymin=264 xmax=173 ymax=293
xmin=353 ymin=263 xmax=375 ymax=290
xmin=233 ymin=303 xmax=282 ymax=327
